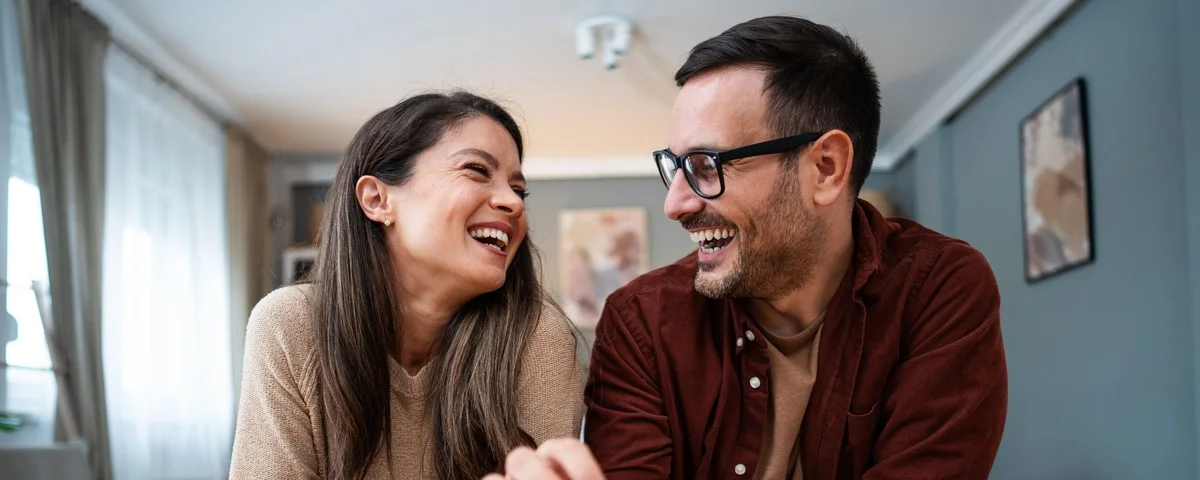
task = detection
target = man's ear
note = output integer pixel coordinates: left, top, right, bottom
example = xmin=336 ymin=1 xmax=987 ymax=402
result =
xmin=355 ymin=175 xmax=393 ymax=225
xmin=810 ymin=130 xmax=854 ymax=208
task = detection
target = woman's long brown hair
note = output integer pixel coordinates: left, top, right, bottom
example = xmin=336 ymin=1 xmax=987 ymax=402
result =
xmin=310 ymin=91 xmax=548 ymax=480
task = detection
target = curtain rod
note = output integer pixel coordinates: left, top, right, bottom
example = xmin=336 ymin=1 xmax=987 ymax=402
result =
xmin=108 ymin=38 xmax=234 ymax=130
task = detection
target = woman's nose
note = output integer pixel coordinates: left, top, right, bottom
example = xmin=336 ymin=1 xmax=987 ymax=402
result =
xmin=492 ymin=188 xmax=525 ymax=217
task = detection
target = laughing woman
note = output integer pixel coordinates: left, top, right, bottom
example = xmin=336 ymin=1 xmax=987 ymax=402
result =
xmin=230 ymin=92 xmax=583 ymax=480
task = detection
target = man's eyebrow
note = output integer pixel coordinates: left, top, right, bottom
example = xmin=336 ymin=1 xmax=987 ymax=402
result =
xmin=451 ymin=148 xmax=524 ymax=182
xmin=669 ymin=144 xmax=725 ymax=154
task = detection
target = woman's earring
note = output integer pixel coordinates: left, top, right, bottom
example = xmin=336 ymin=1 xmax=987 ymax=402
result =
xmin=383 ymin=218 xmax=393 ymax=227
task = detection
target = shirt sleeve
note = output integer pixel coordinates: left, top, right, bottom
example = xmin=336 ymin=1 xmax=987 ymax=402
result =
xmin=866 ymin=244 xmax=1008 ymax=479
xmin=583 ymin=297 xmax=673 ymax=479
xmin=229 ymin=289 xmax=321 ymax=479
xmin=517 ymin=303 xmax=586 ymax=443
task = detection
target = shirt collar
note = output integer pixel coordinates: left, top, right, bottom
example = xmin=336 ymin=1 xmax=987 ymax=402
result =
xmin=730 ymin=199 xmax=887 ymax=338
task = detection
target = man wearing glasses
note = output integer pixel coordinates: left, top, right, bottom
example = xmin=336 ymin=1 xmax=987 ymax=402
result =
xmin=486 ymin=15 xmax=1007 ymax=480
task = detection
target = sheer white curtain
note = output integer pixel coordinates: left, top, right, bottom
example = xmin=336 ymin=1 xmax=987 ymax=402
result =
xmin=102 ymin=45 xmax=233 ymax=479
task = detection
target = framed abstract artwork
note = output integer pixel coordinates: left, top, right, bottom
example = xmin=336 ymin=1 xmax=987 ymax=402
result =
xmin=558 ymin=208 xmax=650 ymax=329
xmin=1019 ymin=77 xmax=1095 ymax=283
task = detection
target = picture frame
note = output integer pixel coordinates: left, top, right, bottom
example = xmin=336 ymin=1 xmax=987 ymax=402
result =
xmin=558 ymin=208 xmax=650 ymax=329
xmin=291 ymin=182 xmax=332 ymax=246
xmin=1019 ymin=77 xmax=1095 ymax=283
xmin=281 ymin=247 xmax=318 ymax=285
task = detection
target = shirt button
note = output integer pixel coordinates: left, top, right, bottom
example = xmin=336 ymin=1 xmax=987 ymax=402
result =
xmin=745 ymin=330 xmax=756 ymax=342
xmin=749 ymin=376 xmax=761 ymax=389
xmin=735 ymin=464 xmax=747 ymax=475
xmin=736 ymin=337 xmax=744 ymax=347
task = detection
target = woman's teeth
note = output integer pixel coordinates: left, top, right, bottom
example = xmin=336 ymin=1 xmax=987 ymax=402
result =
xmin=469 ymin=228 xmax=509 ymax=252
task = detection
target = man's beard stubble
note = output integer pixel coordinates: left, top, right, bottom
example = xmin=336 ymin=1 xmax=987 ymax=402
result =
xmin=693 ymin=173 xmax=829 ymax=299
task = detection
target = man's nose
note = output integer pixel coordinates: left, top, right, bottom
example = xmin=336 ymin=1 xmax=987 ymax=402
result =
xmin=663 ymin=171 xmax=704 ymax=221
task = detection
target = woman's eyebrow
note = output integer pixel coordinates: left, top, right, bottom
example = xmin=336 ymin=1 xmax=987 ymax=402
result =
xmin=450 ymin=148 xmax=525 ymax=182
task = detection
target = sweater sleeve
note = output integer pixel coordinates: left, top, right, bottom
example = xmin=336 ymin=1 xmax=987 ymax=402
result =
xmin=517 ymin=302 xmax=586 ymax=444
xmin=229 ymin=287 xmax=321 ymax=479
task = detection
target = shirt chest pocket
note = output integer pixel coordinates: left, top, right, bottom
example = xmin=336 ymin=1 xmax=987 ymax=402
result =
xmin=840 ymin=402 xmax=879 ymax=479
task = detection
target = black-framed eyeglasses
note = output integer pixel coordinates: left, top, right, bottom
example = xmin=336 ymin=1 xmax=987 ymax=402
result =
xmin=653 ymin=132 xmax=823 ymax=199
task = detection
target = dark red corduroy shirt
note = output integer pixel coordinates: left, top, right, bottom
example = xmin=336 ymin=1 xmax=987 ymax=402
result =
xmin=583 ymin=200 xmax=1007 ymax=480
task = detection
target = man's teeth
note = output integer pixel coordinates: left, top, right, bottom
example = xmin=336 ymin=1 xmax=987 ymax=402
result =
xmin=689 ymin=228 xmax=736 ymax=244
xmin=469 ymin=228 xmax=509 ymax=251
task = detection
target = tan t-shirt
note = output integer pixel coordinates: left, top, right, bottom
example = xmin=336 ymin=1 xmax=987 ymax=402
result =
xmin=753 ymin=314 xmax=825 ymax=480
xmin=229 ymin=285 xmax=585 ymax=479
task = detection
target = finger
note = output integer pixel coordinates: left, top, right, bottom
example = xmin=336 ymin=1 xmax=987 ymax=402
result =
xmin=536 ymin=438 xmax=606 ymax=480
xmin=505 ymin=446 xmax=563 ymax=480
xmin=481 ymin=475 xmax=503 ymax=480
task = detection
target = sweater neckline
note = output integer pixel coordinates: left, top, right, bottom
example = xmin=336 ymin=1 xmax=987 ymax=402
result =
xmin=388 ymin=356 xmax=432 ymax=399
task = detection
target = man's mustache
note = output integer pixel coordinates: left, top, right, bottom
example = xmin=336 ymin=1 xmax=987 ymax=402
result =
xmin=680 ymin=213 xmax=734 ymax=230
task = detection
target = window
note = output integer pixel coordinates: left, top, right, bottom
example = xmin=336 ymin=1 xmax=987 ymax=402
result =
xmin=0 ymin=0 xmax=57 ymax=446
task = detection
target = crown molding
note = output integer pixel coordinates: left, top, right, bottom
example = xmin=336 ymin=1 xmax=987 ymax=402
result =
xmin=873 ymin=0 xmax=1081 ymax=171
xmin=521 ymin=156 xmax=658 ymax=181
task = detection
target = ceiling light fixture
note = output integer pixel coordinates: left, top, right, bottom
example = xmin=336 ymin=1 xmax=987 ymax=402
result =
xmin=576 ymin=14 xmax=634 ymax=70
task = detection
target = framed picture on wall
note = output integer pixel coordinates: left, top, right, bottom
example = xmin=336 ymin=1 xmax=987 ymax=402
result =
xmin=282 ymin=247 xmax=318 ymax=285
xmin=1019 ymin=77 xmax=1095 ymax=283
xmin=558 ymin=208 xmax=650 ymax=329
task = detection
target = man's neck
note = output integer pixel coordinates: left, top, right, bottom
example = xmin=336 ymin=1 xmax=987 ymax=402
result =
xmin=747 ymin=231 xmax=854 ymax=338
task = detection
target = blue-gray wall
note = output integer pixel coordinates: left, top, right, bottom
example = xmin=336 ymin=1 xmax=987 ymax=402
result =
xmin=909 ymin=0 xmax=1197 ymax=477
xmin=862 ymin=154 xmax=917 ymax=219
xmin=1182 ymin=0 xmax=1200 ymax=466
xmin=913 ymin=127 xmax=954 ymax=233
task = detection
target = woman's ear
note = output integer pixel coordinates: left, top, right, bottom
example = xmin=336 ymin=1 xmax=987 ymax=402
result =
xmin=810 ymin=130 xmax=854 ymax=208
xmin=355 ymin=175 xmax=393 ymax=226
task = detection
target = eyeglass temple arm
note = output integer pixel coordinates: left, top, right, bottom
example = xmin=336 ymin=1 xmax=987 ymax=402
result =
xmin=720 ymin=132 xmax=823 ymax=161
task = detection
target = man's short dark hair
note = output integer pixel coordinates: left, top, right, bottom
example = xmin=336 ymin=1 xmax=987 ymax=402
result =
xmin=675 ymin=16 xmax=881 ymax=193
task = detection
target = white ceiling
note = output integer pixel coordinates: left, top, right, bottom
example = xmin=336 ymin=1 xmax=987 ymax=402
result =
xmin=86 ymin=0 xmax=1057 ymax=170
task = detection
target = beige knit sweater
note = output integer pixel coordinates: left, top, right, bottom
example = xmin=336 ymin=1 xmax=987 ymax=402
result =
xmin=229 ymin=285 xmax=585 ymax=479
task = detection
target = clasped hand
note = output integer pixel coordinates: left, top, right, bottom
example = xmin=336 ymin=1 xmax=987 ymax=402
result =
xmin=482 ymin=438 xmax=606 ymax=480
